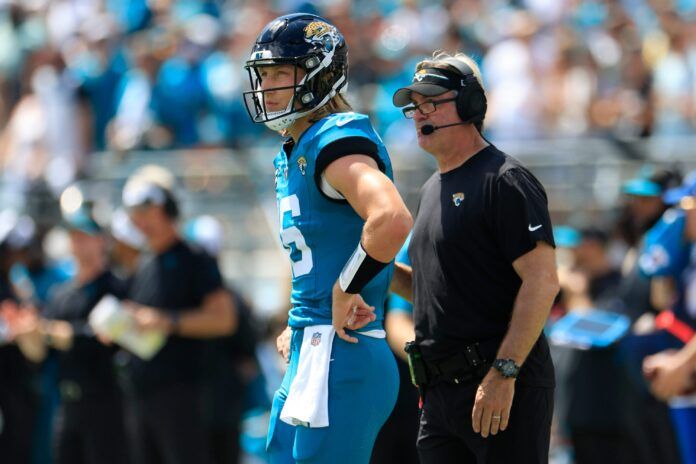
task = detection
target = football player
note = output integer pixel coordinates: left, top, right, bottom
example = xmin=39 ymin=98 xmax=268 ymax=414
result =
xmin=243 ymin=13 xmax=412 ymax=464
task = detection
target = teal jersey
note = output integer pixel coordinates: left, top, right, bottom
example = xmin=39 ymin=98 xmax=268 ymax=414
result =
xmin=273 ymin=112 xmax=394 ymax=329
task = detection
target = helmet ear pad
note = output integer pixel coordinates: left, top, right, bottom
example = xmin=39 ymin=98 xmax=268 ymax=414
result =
xmin=442 ymin=58 xmax=487 ymax=124
xmin=302 ymin=56 xmax=347 ymax=109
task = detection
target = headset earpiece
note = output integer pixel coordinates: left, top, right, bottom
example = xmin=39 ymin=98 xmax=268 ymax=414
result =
xmin=442 ymin=57 xmax=487 ymax=124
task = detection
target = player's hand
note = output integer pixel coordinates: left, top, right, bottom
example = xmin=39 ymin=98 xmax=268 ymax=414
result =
xmin=332 ymin=282 xmax=376 ymax=344
xmin=643 ymin=350 xmax=695 ymax=400
xmin=276 ymin=325 xmax=291 ymax=363
xmin=472 ymin=369 xmax=515 ymax=438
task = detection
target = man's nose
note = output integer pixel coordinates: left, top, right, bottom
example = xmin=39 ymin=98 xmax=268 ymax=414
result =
xmin=413 ymin=108 xmax=428 ymax=122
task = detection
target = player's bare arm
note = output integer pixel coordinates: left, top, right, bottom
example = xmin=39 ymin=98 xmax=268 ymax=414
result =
xmin=324 ymin=154 xmax=412 ymax=343
xmin=390 ymin=261 xmax=413 ymax=303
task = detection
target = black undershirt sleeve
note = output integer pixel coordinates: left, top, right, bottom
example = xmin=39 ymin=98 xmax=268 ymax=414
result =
xmin=314 ymin=136 xmax=383 ymax=203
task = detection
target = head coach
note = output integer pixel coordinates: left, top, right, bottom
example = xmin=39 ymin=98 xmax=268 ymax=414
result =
xmin=390 ymin=51 xmax=560 ymax=463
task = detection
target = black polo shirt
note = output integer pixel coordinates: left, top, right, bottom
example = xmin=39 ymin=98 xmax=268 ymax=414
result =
xmin=410 ymin=145 xmax=556 ymax=387
xmin=126 ymin=240 xmax=223 ymax=394
xmin=43 ymin=270 xmax=127 ymax=397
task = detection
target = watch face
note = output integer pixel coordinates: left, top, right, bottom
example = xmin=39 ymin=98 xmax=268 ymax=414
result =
xmin=496 ymin=359 xmax=518 ymax=377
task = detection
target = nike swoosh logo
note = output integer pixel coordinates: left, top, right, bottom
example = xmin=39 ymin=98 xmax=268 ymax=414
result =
xmin=528 ymin=224 xmax=543 ymax=232
xmin=336 ymin=118 xmax=351 ymax=127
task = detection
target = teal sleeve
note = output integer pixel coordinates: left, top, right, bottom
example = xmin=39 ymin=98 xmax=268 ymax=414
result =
xmin=387 ymin=233 xmax=412 ymax=315
xmin=387 ymin=293 xmax=413 ymax=315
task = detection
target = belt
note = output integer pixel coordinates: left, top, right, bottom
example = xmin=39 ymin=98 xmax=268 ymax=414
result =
xmin=424 ymin=343 xmax=491 ymax=385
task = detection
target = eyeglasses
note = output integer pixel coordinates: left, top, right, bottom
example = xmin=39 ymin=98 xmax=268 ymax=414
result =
xmin=402 ymin=96 xmax=457 ymax=119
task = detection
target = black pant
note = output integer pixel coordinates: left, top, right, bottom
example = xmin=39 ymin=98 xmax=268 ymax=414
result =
xmin=417 ymin=380 xmax=553 ymax=464
xmin=127 ymin=382 xmax=212 ymax=464
xmin=570 ymin=428 xmax=641 ymax=464
xmin=208 ymin=424 xmax=241 ymax=464
xmin=0 ymin=384 xmax=37 ymax=464
xmin=54 ymin=394 xmax=128 ymax=464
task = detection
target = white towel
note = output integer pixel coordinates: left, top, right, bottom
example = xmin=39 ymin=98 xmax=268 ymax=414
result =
xmin=280 ymin=325 xmax=335 ymax=428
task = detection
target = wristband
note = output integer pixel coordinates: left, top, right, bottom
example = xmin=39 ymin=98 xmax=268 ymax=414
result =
xmin=339 ymin=242 xmax=388 ymax=294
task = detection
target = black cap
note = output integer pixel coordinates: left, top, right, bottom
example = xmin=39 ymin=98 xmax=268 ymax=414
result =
xmin=393 ymin=67 xmax=464 ymax=107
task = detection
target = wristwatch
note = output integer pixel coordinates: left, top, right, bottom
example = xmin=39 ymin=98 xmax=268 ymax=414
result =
xmin=492 ymin=359 xmax=520 ymax=379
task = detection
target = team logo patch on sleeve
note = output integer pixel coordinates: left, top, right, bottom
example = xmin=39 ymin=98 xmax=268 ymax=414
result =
xmin=297 ymin=156 xmax=307 ymax=176
xmin=452 ymin=192 xmax=465 ymax=206
xmin=311 ymin=332 xmax=322 ymax=346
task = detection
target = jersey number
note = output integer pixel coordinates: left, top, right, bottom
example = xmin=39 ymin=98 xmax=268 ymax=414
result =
xmin=279 ymin=195 xmax=313 ymax=276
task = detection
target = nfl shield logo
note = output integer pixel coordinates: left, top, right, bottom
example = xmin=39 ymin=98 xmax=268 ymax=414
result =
xmin=311 ymin=332 xmax=322 ymax=346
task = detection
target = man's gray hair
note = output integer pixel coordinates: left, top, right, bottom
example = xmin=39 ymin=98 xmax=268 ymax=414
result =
xmin=416 ymin=51 xmax=485 ymax=92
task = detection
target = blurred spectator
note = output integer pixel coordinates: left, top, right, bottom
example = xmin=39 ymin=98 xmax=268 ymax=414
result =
xmin=9 ymin=201 xmax=129 ymax=464
xmin=0 ymin=48 xmax=90 ymax=209
xmin=6 ymin=214 xmax=71 ymax=464
xmin=636 ymin=171 xmax=696 ymax=463
xmin=643 ymin=193 xmax=696 ymax=399
xmin=185 ymin=214 xmax=262 ymax=464
xmin=107 ymin=30 xmax=169 ymax=152
xmin=609 ymin=168 xmax=684 ymax=463
xmin=573 ymin=228 xmax=624 ymax=310
xmin=0 ymin=209 xmax=40 ymax=464
xmin=553 ymin=226 xmax=641 ymax=464
xmin=649 ymin=11 xmax=695 ymax=136
xmin=120 ymin=172 xmax=236 ymax=464
xmin=109 ymin=207 xmax=145 ymax=279
xmin=616 ymin=167 xmax=682 ymax=321
xmin=0 ymin=0 xmax=695 ymax=159
xmin=483 ymin=10 xmax=544 ymax=139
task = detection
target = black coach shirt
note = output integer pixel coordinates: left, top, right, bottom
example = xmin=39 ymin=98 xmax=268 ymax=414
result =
xmin=43 ymin=271 xmax=127 ymax=397
xmin=0 ymin=276 xmax=34 ymax=388
xmin=127 ymin=240 xmax=223 ymax=394
xmin=410 ymin=145 xmax=556 ymax=387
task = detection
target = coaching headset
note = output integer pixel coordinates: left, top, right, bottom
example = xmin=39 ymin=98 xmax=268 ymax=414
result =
xmin=441 ymin=57 xmax=487 ymax=125
xmin=393 ymin=56 xmax=487 ymax=134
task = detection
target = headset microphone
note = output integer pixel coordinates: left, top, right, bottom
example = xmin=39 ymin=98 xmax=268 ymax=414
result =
xmin=420 ymin=122 xmax=467 ymax=136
